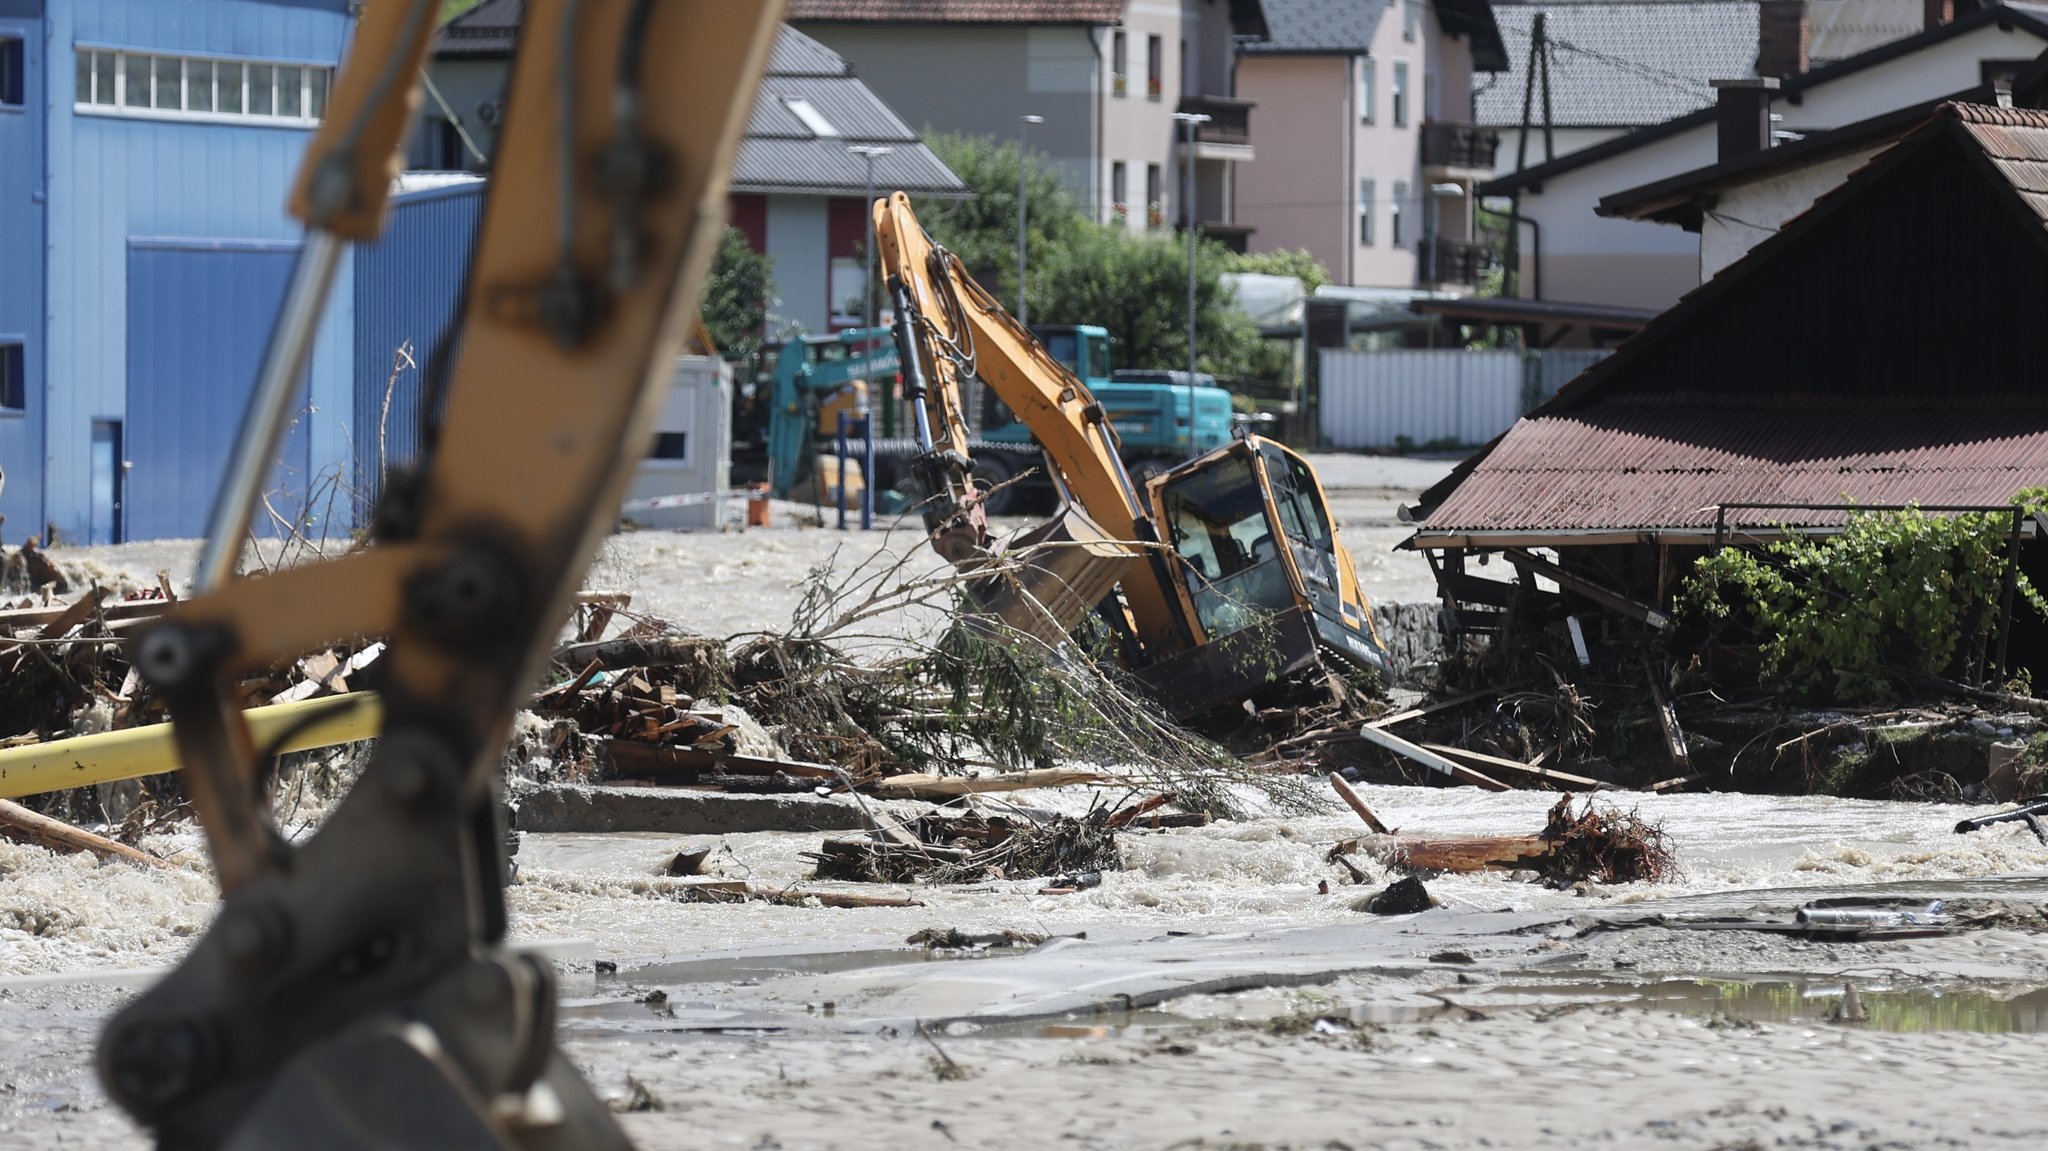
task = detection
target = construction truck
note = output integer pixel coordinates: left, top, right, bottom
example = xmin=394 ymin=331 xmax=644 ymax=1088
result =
xmin=92 ymin=2 xmax=789 ymax=1146
xmin=754 ymin=323 xmax=1235 ymax=514
xmin=874 ymin=191 xmax=1391 ymax=719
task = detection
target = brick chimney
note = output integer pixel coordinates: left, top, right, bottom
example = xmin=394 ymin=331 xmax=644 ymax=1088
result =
xmin=1757 ymin=0 xmax=1809 ymax=80
xmin=1711 ymin=77 xmax=1779 ymax=162
xmin=1925 ymin=0 xmax=1954 ymax=29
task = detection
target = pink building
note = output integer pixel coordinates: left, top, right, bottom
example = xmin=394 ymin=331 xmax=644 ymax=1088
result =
xmin=1237 ymin=0 xmax=1506 ymax=290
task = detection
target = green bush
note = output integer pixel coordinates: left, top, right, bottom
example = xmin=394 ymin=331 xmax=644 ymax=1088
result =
xmin=1680 ymin=496 xmax=2048 ymax=700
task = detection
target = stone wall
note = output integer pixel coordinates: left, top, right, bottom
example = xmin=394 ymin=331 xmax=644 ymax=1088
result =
xmin=1371 ymin=599 xmax=1443 ymax=680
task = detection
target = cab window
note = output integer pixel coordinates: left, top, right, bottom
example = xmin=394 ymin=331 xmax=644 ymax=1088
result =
xmin=1157 ymin=454 xmax=1294 ymax=636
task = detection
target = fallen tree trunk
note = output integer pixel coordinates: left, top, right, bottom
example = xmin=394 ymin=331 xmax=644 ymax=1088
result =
xmin=0 ymin=798 xmax=170 ymax=867
xmin=1333 ymin=833 xmax=1552 ymax=873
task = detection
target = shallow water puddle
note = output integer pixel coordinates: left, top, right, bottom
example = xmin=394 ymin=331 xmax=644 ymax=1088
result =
xmin=1492 ymin=976 xmax=2048 ymax=1033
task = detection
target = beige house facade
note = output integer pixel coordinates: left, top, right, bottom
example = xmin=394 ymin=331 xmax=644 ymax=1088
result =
xmin=789 ymin=0 xmax=1270 ymax=247
xmin=1237 ymin=0 xmax=1507 ymax=289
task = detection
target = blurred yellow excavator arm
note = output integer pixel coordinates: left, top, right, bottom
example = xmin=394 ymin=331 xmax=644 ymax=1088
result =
xmin=96 ymin=2 xmax=785 ymax=1147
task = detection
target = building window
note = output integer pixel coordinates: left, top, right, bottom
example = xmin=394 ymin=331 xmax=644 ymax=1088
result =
xmin=1392 ymin=61 xmax=1409 ymax=128
xmin=74 ymin=48 xmax=331 ymax=125
xmin=1111 ymin=161 xmax=1128 ymax=223
xmin=0 ymin=344 xmax=23 ymax=413
xmin=1403 ymin=0 xmax=1418 ymax=41
xmin=1112 ymin=31 xmax=1127 ymax=97
xmin=649 ymin=432 xmax=688 ymax=462
xmin=829 ymin=257 xmax=864 ymax=326
xmin=1 ymin=39 xmax=23 ymax=107
xmin=1145 ymin=162 xmax=1162 ymax=228
xmin=1390 ymin=181 xmax=1407 ymax=247
xmin=1146 ymin=34 xmax=1162 ymax=101
xmin=1359 ymin=59 xmax=1375 ymax=123
xmin=1358 ymin=179 xmax=1375 ymax=247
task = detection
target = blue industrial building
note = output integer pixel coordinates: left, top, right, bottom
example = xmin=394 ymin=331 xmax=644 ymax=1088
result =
xmin=0 ymin=0 xmax=454 ymax=546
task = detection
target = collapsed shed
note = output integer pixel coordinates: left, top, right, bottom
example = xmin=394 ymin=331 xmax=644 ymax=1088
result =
xmin=1405 ymin=101 xmax=2048 ymax=686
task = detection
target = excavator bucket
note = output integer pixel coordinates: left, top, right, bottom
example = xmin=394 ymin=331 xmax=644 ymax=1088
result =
xmin=971 ymin=505 xmax=1141 ymax=648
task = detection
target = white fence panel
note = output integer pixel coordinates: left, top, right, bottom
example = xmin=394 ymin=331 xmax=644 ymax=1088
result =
xmin=1318 ymin=349 xmax=1524 ymax=450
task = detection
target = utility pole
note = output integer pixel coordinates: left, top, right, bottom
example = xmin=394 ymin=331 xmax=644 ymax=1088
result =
xmin=847 ymin=144 xmax=892 ymax=329
xmin=1016 ymin=114 xmax=1043 ymax=325
xmin=1171 ymin=111 xmax=1211 ymax=377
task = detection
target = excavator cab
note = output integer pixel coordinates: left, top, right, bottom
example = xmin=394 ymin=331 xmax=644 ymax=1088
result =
xmin=1150 ymin=436 xmax=1390 ymax=694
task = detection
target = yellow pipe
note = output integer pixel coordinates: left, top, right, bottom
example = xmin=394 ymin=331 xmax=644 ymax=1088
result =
xmin=0 ymin=693 xmax=383 ymax=800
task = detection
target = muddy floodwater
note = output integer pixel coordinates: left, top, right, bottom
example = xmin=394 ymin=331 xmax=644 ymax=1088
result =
xmin=4 ymin=456 xmax=2048 ymax=1148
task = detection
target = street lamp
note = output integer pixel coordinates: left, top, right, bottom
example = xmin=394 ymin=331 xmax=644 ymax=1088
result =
xmin=1171 ymin=111 xmax=1211 ymax=378
xmin=847 ymin=144 xmax=893 ymax=330
xmin=1016 ymin=114 xmax=1043 ymax=325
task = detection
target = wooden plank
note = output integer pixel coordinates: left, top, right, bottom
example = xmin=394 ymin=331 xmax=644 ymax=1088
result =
xmin=1355 ymin=725 xmax=1510 ymax=791
xmin=0 ymin=798 xmax=171 ymax=868
xmin=1328 ymin=772 xmax=1391 ymax=833
xmin=1645 ymin=659 xmax=1692 ymax=773
xmin=873 ymin=769 xmax=1111 ymax=798
xmin=1650 ymin=773 xmax=1703 ymax=793
xmin=35 ymin=586 xmax=110 ymax=640
xmin=0 ymin=596 xmax=167 ymax=631
xmin=1419 ymin=743 xmax=1612 ymax=791
xmin=1503 ymin=548 xmax=1670 ymax=630
xmin=1364 ymin=688 xmax=1496 ymax=730
xmin=601 ymin=741 xmax=841 ymax=780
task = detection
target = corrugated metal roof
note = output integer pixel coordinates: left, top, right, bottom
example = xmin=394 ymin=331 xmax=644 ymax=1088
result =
xmin=1477 ymin=2 xmax=1761 ymax=129
xmin=1239 ymin=0 xmax=1385 ymax=54
xmin=1420 ymin=402 xmax=2048 ymax=534
xmin=788 ymin=0 xmax=1127 ymax=23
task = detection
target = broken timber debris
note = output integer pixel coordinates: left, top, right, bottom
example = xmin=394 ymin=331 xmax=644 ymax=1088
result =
xmin=1330 ymin=795 xmax=1674 ymax=886
xmin=1353 ymin=724 xmax=1510 ymax=791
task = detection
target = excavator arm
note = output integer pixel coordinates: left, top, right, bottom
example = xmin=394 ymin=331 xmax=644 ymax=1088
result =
xmin=874 ymin=192 xmax=1191 ymax=653
xmin=98 ymin=2 xmax=786 ymax=1147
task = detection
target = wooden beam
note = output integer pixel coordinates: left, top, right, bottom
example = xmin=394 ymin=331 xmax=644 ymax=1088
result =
xmin=0 ymin=798 xmax=171 ymax=868
xmin=1365 ymin=688 xmax=1496 ymax=730
xmin=1355 ymin=725 xmax=1510 ymax=791
xmin=1645 ymin=659 xmax=1692 ymax=774
xmin=1420 ymin=743 xmax=1613 ymax=790
xmin=874 ymin=769 xmax=1111 ymax=798
xmin=1328 ymin=772 xmax=1391 ymax=833
xmin=1503 ymin=548 xmax=1670 ymax=629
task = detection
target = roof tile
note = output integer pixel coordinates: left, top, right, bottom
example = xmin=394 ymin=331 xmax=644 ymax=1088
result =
xmin=1239 ymin=0 xmax=1385 ymax=54
xmin=1477 ymin=2 xmax=1761 ymax=129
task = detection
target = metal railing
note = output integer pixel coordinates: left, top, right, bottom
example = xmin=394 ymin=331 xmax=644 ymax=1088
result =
xmin=1417 ymin=235 xmax=1497 ymax=286
xmin=1420 ymin=121 xmax=1500 ymax=171
xmin=1175 ymin=94 xmax=1252 ymax=145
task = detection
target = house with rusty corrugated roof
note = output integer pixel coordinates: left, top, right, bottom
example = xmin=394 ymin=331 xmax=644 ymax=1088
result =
xmin=1405 ymin=99 xmax=2048 ymax=679
xmin=417 ymin=6 xmax=965 ymax=335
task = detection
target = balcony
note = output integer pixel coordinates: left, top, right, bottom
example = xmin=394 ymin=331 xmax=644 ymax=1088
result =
xmin=1177 ymin=220 xmax=1255 ymax=254
xmin=1175 ymin=95 xmax=1254 ymax=159
xmin=1417 ymin=235 xmax=1498 ymax=288
xmin=1419 ymin=121 xmax=1500 ymax=175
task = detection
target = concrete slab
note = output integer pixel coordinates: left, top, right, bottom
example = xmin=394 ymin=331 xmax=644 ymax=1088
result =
xmin=516 ymin=783 xmax=872 ymax=835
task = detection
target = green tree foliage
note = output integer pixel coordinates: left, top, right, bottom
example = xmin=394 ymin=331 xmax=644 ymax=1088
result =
xmin=700 ymin=226 xmax=777 ymax=361
xmin=919 ymin=132 xmax=1283 ymax=382
xmin=1226 ymin=247 xmax=1332 ymax=295
xmin=1029 ymin=225 xmax=1267 ymax=376
xmin=918 ymin=132 xmax=1089 ymax=300
xmin=1680 ymin=497 xmax=2048 ymax=701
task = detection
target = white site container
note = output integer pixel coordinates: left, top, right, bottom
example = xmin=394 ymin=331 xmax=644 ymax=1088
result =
xmin=621 ymin=355 xmax=732 ymax=531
